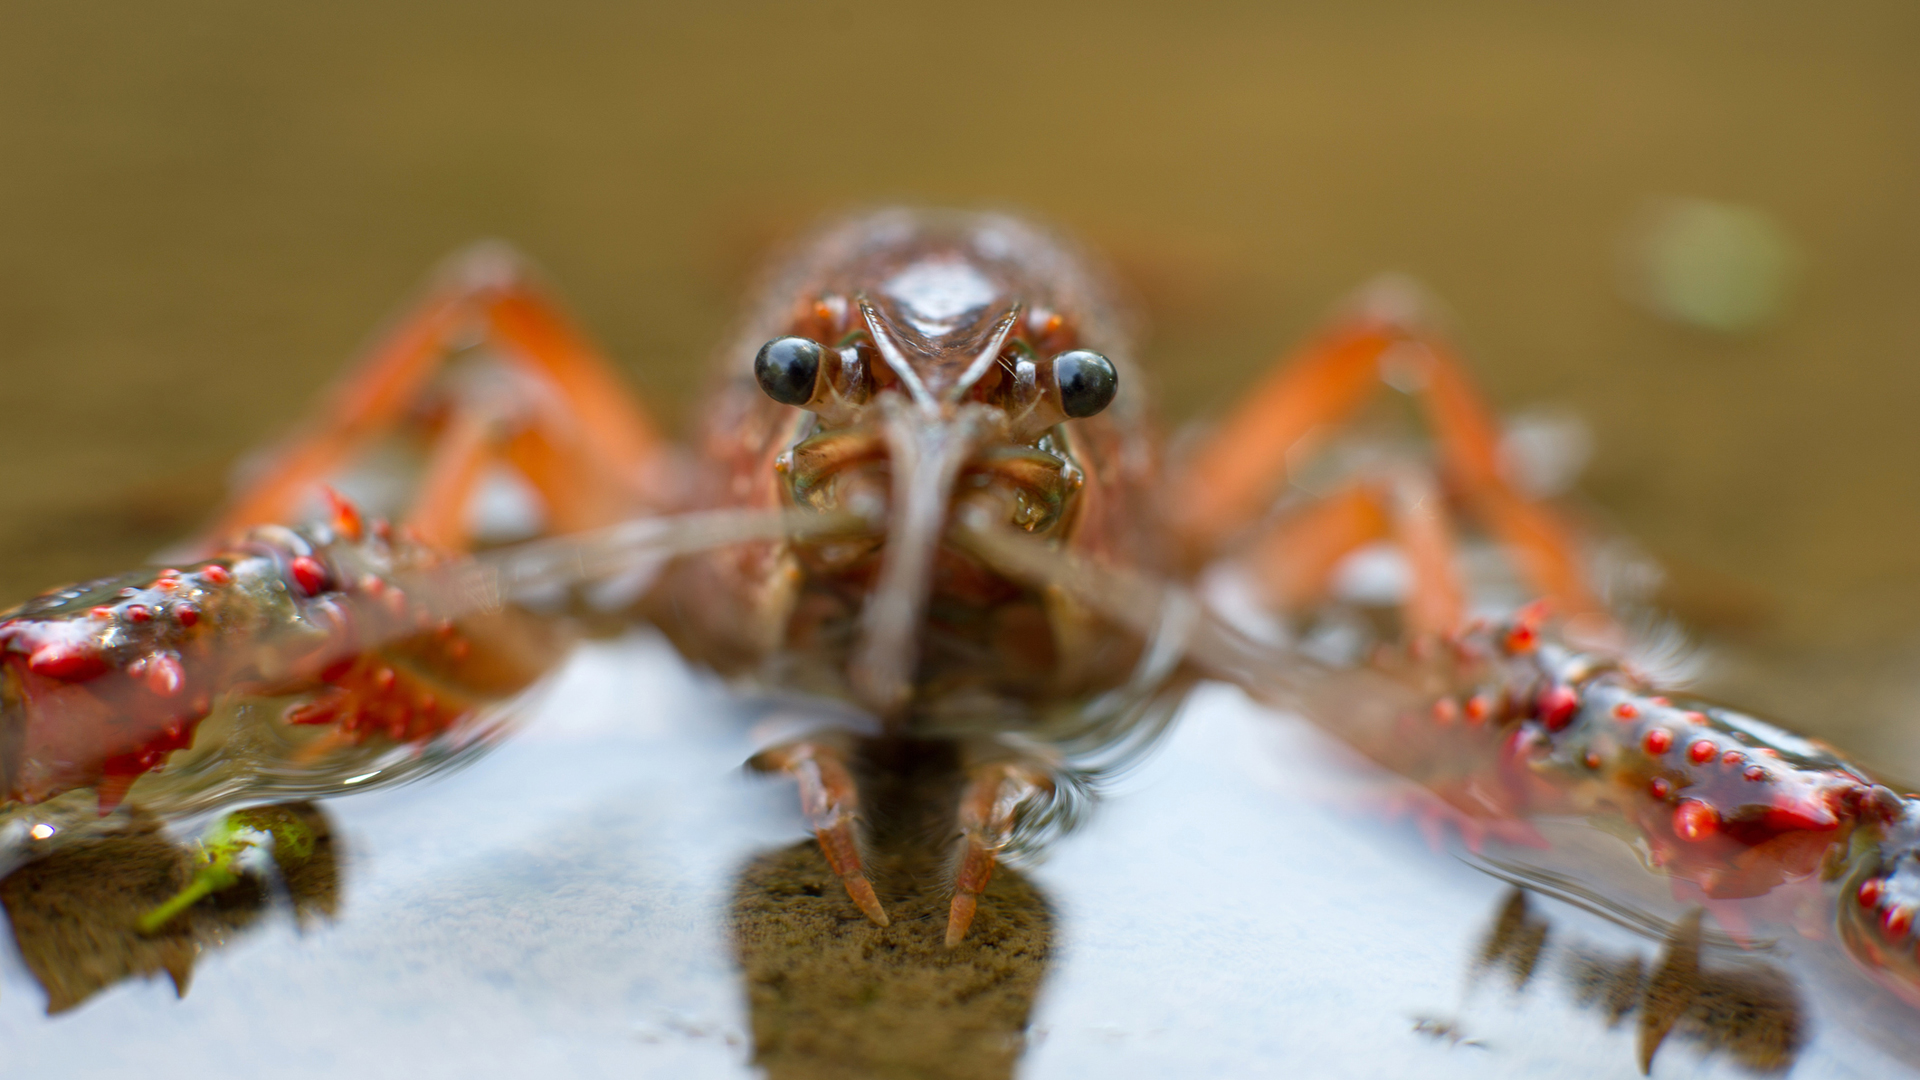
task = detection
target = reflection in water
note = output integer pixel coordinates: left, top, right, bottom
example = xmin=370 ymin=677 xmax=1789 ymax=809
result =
xmin=0 ymin=801 xmax=337 ymax=1013
xmin=732 ymin=737 xmax=1053 ymax=1080
xmin=1462 ymin=888 xmax=1803 ymax=1075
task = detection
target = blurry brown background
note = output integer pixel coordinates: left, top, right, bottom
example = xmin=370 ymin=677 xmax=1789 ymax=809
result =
xmin=1 ymin=2 xmax=1916 ymax=750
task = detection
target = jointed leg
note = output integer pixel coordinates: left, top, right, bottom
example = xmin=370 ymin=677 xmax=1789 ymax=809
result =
xmin=1175 ymin=281 xmax=1599 ymax=617
xmin=206 ymin=245 xmax=667 ymax=551
xmin=751 ymin=739 xmax=889 ymax=927
xmin=404 ymin=406 xmax=504 ymax=551
xmin=1242 ymin=468 xmax=1464 ymax=639
xmin=1408 ymin=338 xmax=1596 ymax=615
xmin=1242 ymin=486 xmax=1388 ymax=612
xmin=1178 ymin=318 xmax=1406 ymax=545
xmin=946 ymin=760 xmax=1052 ymax=947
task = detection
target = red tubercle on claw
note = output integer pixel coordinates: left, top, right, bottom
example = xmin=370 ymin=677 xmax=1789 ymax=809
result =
xmin=200 ymin=563 xmax=233 ymax=586
xmin=1687 ymin=739 xmax=1717 ymax=764
xmin=1464 ymin=694 xmax=1492 ymax=724
xmin=289 ymin=556 xmax=329 ymax=596
xmin=1860 ymin=878 xmax=1886 ymax=908
xmin=323 ymin=486 xmax=365 ymax=541
xmin=1536 ymin=685 xmax=1580 ymax=731
xmin=174 ymin=603 xmax=199 ymax=627
xmin=1722 ymin=750 xmax=1745 ymax=767
xmin=1502 ymin=622 xmax=1537 ymax=655
xmin=1649 ymin=777 xmax=1672 ymax=800
xmin=126 ymin=605 xmax=151 ymax=623
xmin=1614 ymin=702 xmax=1639 ymax=721
xmin=1674 ymin=798 xmax=1719 ymax=841
xmin=27 ymin=641 xmax=107 ymax=681
xmin=144 ymin=653 xmax=184 ymax=697
xmin=1745 ymin=766 xmax=1770 ymax=782
xmin=1431 ymin=698 xmax=1459 ymax=725
xmin=1885 ymin=906 xmax=1915 ymax=939
xmin=1583 ymin=749 xmax=1603 ymax=770
xmin=1643 ymin=728 xmax=1673 ymax=755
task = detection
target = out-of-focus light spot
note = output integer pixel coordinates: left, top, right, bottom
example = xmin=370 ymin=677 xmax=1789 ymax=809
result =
xmin=1500 ymin=407 xmax=1593 ymax=498
xmin=1622 ymin=197 xmax=1797 ymax=334
xmin=29 ymin=823 xmax=55 ymax=839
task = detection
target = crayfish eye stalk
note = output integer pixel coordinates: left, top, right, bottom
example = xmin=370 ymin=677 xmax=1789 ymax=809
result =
xmin=1004 ymin=347 xmax=1121 ymax=440
xmin=754 ymin=337 xmax=826 ymax=407
xmin=1051 ymin=350 xmax=1118 ymax=418
xmin=754 ymin=335 xmax=874 ymax=424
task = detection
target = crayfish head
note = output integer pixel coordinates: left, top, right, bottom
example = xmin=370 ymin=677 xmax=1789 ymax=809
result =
xmin=746 ymin=217 xmax=1127 ymax=718
xmin=742 ymin=210 xmax=1131 ymax=719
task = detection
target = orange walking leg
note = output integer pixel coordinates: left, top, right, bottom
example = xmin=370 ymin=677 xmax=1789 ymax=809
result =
xmin=751 ymin=740 xmax=890 ymax=927
xmin=1241 ymin=486 xmax=1390 ymax=612
xmin=205 ymin=244 xmax=667 ymax=550
xmin=1241 ymin=469 xmax=1464 ymax=639
xmin=945 ymin=761 xmax=1052 ymax=947
xmin=1177 ymin=282 xmax=1598 ymax=616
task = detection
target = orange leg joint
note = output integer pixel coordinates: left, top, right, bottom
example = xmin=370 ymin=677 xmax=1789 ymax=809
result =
xmin=752 ymin=740 xmax=889 ymax=928
xmin=946 ymin=762 xmax=1053 ymax=947
xmin=1177 ymin=280 xmax=1600 ymax=620
xmin=205 ymin=244 xmax=667 ymax=553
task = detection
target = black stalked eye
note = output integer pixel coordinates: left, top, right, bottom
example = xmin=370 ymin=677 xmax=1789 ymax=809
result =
xmin=754 ymin=336 xmax=825 ymax=407
xmin=1052 ymin=350 xmax=1118 ymax=418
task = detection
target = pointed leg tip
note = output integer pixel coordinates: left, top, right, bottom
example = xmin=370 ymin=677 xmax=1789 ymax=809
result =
xmin=843 ymin=875 xmax=890 ymax=927
xmin=946 ymin=893 xmax=979 ymax=948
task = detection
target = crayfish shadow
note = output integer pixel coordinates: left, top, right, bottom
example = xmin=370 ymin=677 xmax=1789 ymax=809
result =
xmin=0 ymin=802 xmax=339 ymax=1014
xmin=730 ymin=810 xmax=1053 ymax=1080
xmin=1459 ymin=887 xmax=1805 ymax=1075
xmin=729 ymin=733 xmax=1056 ymax=1080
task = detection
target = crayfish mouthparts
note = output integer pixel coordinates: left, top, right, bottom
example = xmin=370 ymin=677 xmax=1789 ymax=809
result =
xmin=847 ymin=403 xmax=994 ymax=717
